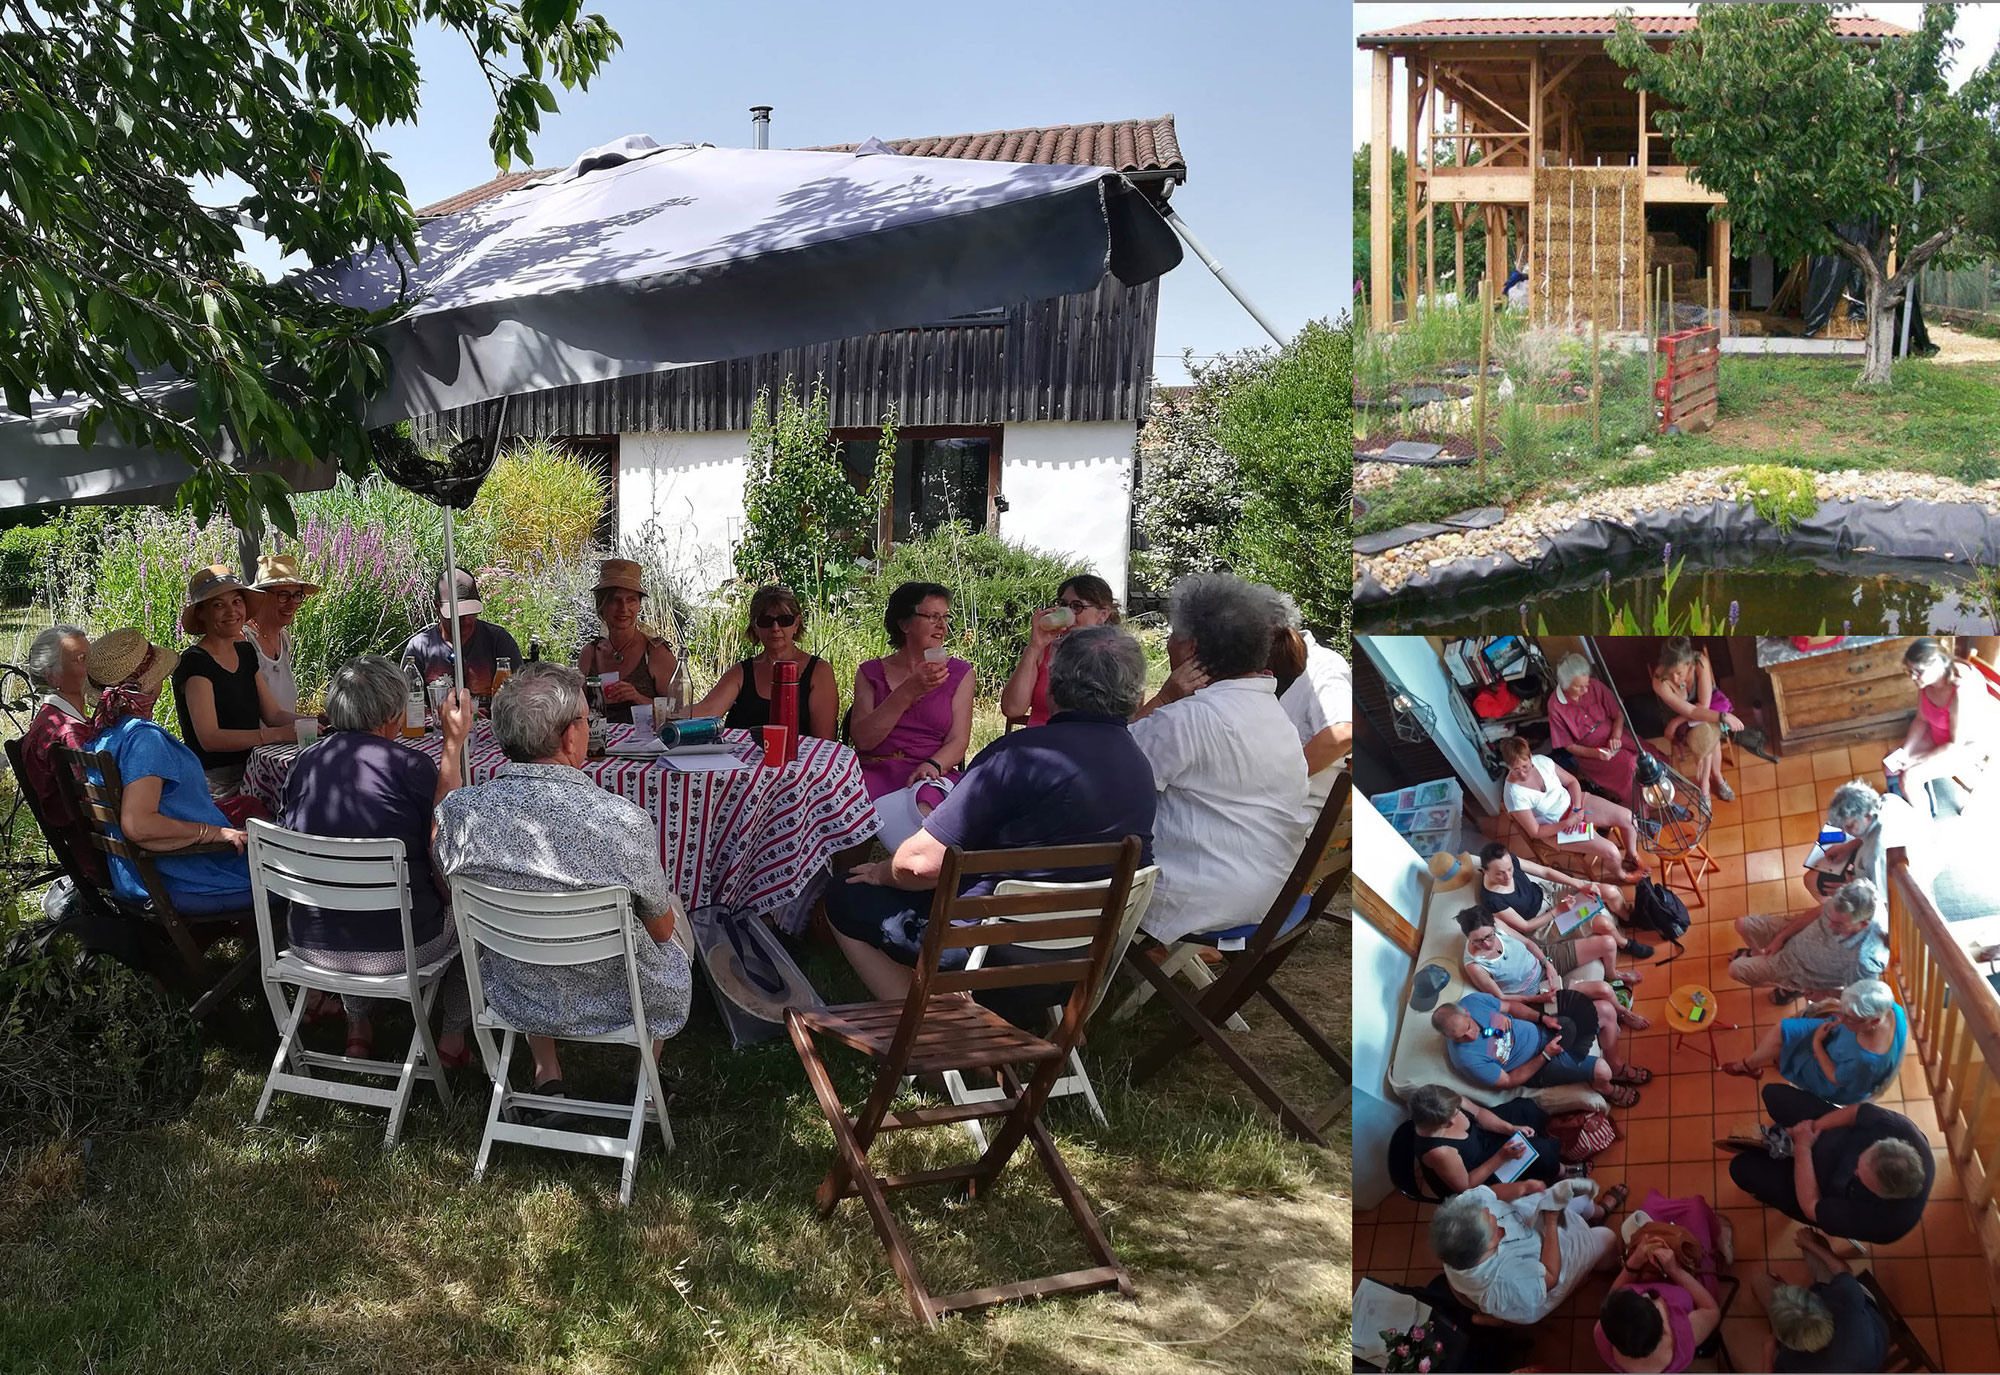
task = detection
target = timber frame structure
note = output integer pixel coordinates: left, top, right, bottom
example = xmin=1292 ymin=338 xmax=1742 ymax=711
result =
xmin=1359 ymin=14 xmax=1909 ymax=335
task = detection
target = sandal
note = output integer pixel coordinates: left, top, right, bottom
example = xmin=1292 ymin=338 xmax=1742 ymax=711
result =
xmin=1598 ymin=1182 xmax=1630 ymax=1214
xmin=1603 ymin=1082 xmax=1641 ymax=1108
xmin=345 ymin=1032 xmax=374 ymax=1060
xmin=1620 ymin=967 xmax=1647 ymax=985
xmin=303 ymin=989 xmax=344 ymax=1025
xmin=1721 ymin=1059 xmax=1765 ymax=1079
xmin=1612 ymin=1064 xmax=1654 ymax=1086
xmin=437 ymin=1043 xmax=474 ymax=1071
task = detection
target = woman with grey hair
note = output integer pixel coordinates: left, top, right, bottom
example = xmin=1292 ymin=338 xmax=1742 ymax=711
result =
xmin=280 ymin=655 xmax=477 ymax=1063
xmin=1545 ymin=650 xmax=1653 ymax=799
xmin=18 ymin=623 xmax=95 ymax=849
xmin=1126 ymin=574 xmax=1309 ymax=943
xmin=1729 ymin=877 xmax=1886 ymax=1002
xmin=1722 ymin=977 xmax=1907 ymax=1103
xmin=1800 ymin=778 xmax=1931 ymax=921
xmin=1752 ymin=1228 xmax=1889 ymax=1372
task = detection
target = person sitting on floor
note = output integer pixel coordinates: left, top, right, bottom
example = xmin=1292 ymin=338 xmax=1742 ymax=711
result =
xmin=18 ymin=624 xmax=98 ymax=866
xmin=1725 ymin=1085 xmax=1933 ymax=1244
xmin=1596 ymin=1225 xmax=1723 ymax=1373
xmin=1477 ymin=843 xmax=1648 ymax=981
xmin=433 ymin=662 xmax=691 ymax=1116
xmin=1722 ymin=978 xmax=1908 ymax=1104
xmin=1405 ymin=1083 xmax=1631 ymax=1217
xmin=1432 ymin=1180 xmax=1620 ymax=1325
xmin=1800 ymin=780 xmax=1932 ymax=914
xmin=1730 ymin=879 xmax=1887 ymax=1005
xmin=1755 ymin=1228 xmax=1891 ymax=1373
xmin=1883 ymin=638 xmax=1997 ymax=814
xmin=1547 ymin=651 xmax=1657 ymax=802
xmin=1127 ymin=573 xmax=1307 ymax=947
xmin=1498 ymin=736 xmax=1648 ymax=881
xmin=826 ymin=626 xmax=1154 ymax=1026
xmin=1432 ymin=990 xmax=1649 ymax=1108
xmin=1651 ymin=637 xmax=1739 ymax=804
xmin=83 ymin=629 xmax=253 ymax=914
xmin=1458 ymin=907 xmax=1649 ymax=1044
xmin=280 ymin=656 xmax=476 ymax=1067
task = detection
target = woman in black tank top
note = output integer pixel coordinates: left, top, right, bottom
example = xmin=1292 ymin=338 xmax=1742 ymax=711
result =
xmin=685 ymin=584 xmax=840 ymax=739
xmin=1407 ymin=1084 xmax=1561 ymax=1198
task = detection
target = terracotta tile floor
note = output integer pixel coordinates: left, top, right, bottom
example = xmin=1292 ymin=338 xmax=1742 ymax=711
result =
xmin=1355 ymin=741 xmax=2000 ymax=1371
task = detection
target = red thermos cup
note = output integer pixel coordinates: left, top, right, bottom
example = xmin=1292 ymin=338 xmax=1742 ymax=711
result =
xmin=770 ymin=659 xmax=800 ymax=765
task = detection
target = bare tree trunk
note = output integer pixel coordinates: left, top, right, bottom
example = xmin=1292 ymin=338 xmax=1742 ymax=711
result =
xmin=1861 ymin=277 xmax=1899 ymax=387
xmin=1840 ymin=222 xmax=1960 ymax=388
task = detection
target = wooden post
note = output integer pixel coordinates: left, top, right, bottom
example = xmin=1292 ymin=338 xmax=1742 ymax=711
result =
xmin=1454 ymin=206 xmax=1467 ymax=297
xmin=1638 ymin=87 xmax=1649 ymax=176
xmin=1527 ymin=50 xmax=1541 ymax=315
xmin=1716 ymin=217 xmax=1732 ymax=336
xmin=1475 ymin=275 xmax=1492 ymax=481
xmin=1592 ymin=316 xmax=1603 ymax=456
xmin=1667 ymin=263 xmax=1676 ymax=334
xmin=1371 ymin=51 xmax=1394 ymax=330
xmin=1405 ymin=64 xmax=1422 ymax=319
xmin=1425 ymin=57 xmax=1438 ymax=302
xmin=1706 ymin=265 xmax=1715 ymax=321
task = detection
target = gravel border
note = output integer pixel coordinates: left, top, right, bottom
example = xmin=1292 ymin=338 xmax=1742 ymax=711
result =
xmin=1356 ymin=467 xmax=2000 ymax=604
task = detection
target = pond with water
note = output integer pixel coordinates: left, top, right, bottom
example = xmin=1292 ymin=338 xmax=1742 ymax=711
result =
xmin=1355 ymin=550 xmax=1996 ymax=635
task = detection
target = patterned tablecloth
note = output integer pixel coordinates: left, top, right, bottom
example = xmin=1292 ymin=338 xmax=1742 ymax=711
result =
xmin=243 ymin=726 xmax=879 ymax=933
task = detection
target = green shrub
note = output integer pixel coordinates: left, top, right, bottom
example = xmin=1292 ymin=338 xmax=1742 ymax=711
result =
xmin=733 ymin=380 xmax=892 ymax=605
xmin=462 ymin=438 xmax=609 ymax=570
xmin=1729 ymin=464 xmax=1819 ymax=532
xmin=0 ymin=938 xmax=203 ymax=1148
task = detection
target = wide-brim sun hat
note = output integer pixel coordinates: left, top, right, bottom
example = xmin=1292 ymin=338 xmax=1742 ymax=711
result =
xmin=594 ymin=558 xmax=646 ymax=597
xmin=181 ymin=564 xmax=266 ymax=636
xmin=250 ymin=552 xmax=320 ymax=596
xmin=1428 ymin=850 xmax=1478 ymax=892
xmin=86 ymin=629 xmax=179 ymax=695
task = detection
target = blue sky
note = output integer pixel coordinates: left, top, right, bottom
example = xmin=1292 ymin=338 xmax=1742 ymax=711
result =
xmin=357 ymin=0 xmax=1345 ymax=383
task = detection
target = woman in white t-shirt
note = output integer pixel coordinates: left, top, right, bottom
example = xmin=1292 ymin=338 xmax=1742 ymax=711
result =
xmin=1499 ymin=735 xmax=1647 ymax=881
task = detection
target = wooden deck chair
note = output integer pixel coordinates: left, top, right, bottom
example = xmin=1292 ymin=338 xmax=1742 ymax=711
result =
xmin=942 ymin=864 xmax=1161 ymax=1149
xmin=54 ymin=744 xmax=257 ymax=1019
xmin=1856 ymin=1268 xmax=1941 ymax=1373
xmin=787 ymin=837 xmax=1144 ymax=1327
xmin=1122 ymin=774 xmax=1352 ymax=1146
xmin=246 ymin=820 xmax=457 ymax=1148
xmin=452 ymin=876 xmax=674 ymax=1206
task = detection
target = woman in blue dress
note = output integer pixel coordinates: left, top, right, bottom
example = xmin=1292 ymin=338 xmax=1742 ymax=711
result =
xmin=1723 ymin=979 xmax=1906 ymax=1103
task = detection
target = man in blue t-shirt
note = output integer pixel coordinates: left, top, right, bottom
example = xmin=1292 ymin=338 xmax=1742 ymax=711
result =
xmin=1432 ymin=990 xmax=1647 ymax=1107
xmin=825 ymin=625 xmax=1156 ymax=1025
xmin=404 ymin=567 xmax=522 ymax=695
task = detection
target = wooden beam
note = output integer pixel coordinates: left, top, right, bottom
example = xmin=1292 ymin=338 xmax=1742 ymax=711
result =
xmin=1716 ymin=216 xmax=1732 ymax=337
xmin=1425 ymin=169 xmax=1535 ymax=204
xmin=1454 ymin=204 xmax=1467 ymax=294
xmin=1371 ymin=50 xmax=1394 ymax=329
xmin=1643 ymin=172 xmax=1726 ymax=205
xmin=1354 ymin=878 xmax=1420 ymax=958
xmin=1426 ymin=57 xmax=1437 ymax=300
xmin=1405 ymin=62 xmax=1422 ymax=315
xmin=1433 ymin=66 xmax=1530 ymax=133
xmin=1638 ymin=87 xmax=1649 ymax=175
xmin=1528 ymin=49 xmax=1541 ymax=315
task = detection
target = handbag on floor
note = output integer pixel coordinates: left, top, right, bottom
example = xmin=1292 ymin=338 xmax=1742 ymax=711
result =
xmin=1547 ymin=1108 xmax=1617 ymax=1163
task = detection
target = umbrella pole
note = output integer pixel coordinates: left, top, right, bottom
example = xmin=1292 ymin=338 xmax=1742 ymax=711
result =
xmin=441 ymin=503 xmax=468 ymax=787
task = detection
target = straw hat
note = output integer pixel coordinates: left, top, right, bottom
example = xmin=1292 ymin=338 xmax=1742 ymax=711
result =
xmin=86 ymin=629 xmax=179 ymax=694
xmin=594 ymin=559 xmax=646 ymax=597
xmin=250 ymin=552 xmax=320 ymax=595
xmin=702 ymin=938 xmax=817 ymax=1025
xmin=180 ymin=564 xmax=265 ymax=636
xmin=1428 ymin=850 xmax=1478 ymax=892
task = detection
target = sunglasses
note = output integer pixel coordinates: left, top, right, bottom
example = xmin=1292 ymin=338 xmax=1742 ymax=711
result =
xmin=755 ymin=613 xmax=798 ymax=629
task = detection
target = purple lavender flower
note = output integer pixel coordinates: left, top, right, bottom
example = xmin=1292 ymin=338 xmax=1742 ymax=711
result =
xmin=1842 ymin=619 xmax=1851 ymax=634
xmin=1728 ymin=600 xmax=1740 ymax=629
xmin=1662 ymin=541 xmax=1673 ymax=567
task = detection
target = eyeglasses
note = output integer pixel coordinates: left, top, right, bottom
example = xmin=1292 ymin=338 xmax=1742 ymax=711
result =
xmin=755 ymin=613 xmax=798 ymax=629
xmin=267 ymin=590 xmax=309 ymax=603
xmin=908 ymin=611 xmax=951 ymax=625
xmin=1057 ymin=599 xmax=1095 ymax=613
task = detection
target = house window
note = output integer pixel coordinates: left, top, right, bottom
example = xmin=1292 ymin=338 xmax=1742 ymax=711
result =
xmin=836 ymin=428 xmax=1002 ymax=547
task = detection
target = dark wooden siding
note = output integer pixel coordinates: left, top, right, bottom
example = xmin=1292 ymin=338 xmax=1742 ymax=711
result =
xmin=410 ymin=276 xmax=1159 ymax=443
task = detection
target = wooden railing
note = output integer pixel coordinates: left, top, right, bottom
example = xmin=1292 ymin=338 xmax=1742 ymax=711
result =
xmin=1884 ymin=849 xmax=2000 ymax=1283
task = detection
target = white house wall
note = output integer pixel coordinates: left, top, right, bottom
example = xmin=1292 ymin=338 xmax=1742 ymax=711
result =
xmin=618 ymin=431 xmax=751 ymax=598
xmin=1352 ymin=797 xmax=1421 ymax=1209
xmin=997 ymin=421 xmax=1136 ymax=605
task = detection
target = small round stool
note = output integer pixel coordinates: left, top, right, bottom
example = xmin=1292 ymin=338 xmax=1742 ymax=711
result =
xmin=1666 ymin=983 xmax=1740 ymax=1064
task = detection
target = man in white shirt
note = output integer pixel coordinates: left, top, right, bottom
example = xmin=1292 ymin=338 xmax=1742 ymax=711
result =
xmin=1432 ymin=1181 xmax=1619 ymax=1324
xmin=1278 ymin=612 xmax=1352 ymax=822
xmin=1130 ymin=574 xmax=1309 ymax=943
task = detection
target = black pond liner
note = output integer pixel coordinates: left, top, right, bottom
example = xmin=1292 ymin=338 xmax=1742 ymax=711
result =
xmin=1355 ymin=497 xmax=2000 ymax=607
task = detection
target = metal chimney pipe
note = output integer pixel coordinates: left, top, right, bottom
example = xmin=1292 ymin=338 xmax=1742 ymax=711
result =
xmin=750 ymin=105 xmax=772 ymax=150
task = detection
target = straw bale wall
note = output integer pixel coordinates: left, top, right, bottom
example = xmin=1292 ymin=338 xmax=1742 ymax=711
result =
xmin=1535 ymin=167 xmax=1646 ymax=332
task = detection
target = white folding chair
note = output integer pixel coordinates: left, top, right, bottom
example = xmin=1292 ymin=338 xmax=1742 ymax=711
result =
xmin=246 ymin=820 xmax=456 ymax=1148
xmin=943 ymin=865 xmax=1160 ymax=1150
xmin=451 ymin=876 xmax=674 ymax=1206
xmin=1109 ymin=942 xmax=1253 ymax=1031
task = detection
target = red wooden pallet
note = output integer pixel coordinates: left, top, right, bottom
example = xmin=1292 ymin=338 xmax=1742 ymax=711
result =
xmin=1654 ymin=325 xmax=1720 ymax=433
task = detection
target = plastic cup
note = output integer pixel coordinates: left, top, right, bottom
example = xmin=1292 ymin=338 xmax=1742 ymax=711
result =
xmin=1043 ymin=606 xmax=1074 ymax=630
xmin=631 ymin=704 xmax=654 ymax=735
xmin=294 ymin=718 xmax=320 ymax=747
xmin=923 ymin=647 xmax=948 ymax=664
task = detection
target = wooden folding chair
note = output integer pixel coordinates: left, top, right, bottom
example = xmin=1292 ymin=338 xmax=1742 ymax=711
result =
xmin=452 ymin=876 xmax=674 ymax=1206
xmin=942 ymin=864 xmax=1161 ymax=1149
xmin=1122 ymin=774 xmax=1351 ymax=1146
xmin=1856 ymin=1268 xmax=1941 ymax=1373
xmin=53 ymin=744 xmax=257 ymax=1019
xmin=788 ymin=837 xmax=1143 ymax=1327
xmin=246 ymin=820 xmax=457 ymax=1147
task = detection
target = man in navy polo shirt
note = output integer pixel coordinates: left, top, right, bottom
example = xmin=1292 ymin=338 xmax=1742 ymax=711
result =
xmin=826 ymin=624 xmax=1156 ymax=1024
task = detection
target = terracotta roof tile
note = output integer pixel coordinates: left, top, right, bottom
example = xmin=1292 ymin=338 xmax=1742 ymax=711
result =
xmin=417 ymin=115 xmax=1184 ymax=219
xmin=1359 ymin=14 xmax=1909 ymax=44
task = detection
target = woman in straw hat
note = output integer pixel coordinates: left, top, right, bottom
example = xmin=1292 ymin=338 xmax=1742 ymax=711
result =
xmin=173 ymin=564 xmax=298 ymax=802
xmin=83 ymin=629 xmax=253 ymax=913
xmin=577 ymin=558 xmax=678 ymax=724
xmin=685 ymin=583 xmax=839 ymax=739
xmin=243 ymin=552 xmax=319 ymax=718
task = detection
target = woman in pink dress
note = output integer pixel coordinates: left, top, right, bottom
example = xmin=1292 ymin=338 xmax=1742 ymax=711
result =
xmin=850 ymin=582 xmax=976 ymax=804
xmin=1593 ymin=1191 xmax=1726 ymax=1373
xmin=1547 ymin=652 xmax=1655 ymax=799
xmin=1651 ymin=638 xmax=1741 ymax=803
xmin=1883 ymin=638 xmax=1996 ymax=811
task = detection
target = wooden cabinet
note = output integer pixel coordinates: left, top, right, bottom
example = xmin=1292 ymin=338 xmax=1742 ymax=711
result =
xmin=1767 ymin=637 xmax=1922 ymax=751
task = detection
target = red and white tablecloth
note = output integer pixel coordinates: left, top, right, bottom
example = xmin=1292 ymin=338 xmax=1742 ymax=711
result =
xmin=243 ymin=727 xmax=878 ymax=933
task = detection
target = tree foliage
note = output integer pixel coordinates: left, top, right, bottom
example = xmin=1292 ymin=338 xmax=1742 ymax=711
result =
xmin=1608 ymin=3 xmax=2000 ymax=386
xmin=0 ymin=0 xmax=620 ymax=536
xmin=734 ymin=381 xmax=893 ymax=605
xmin=1354 ymin=141 xmax=1493 ymax=306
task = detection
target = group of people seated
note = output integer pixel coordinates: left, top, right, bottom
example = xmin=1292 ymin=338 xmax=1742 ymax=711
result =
xmin=14 ymin=556 xmax=1351 ymax=1119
